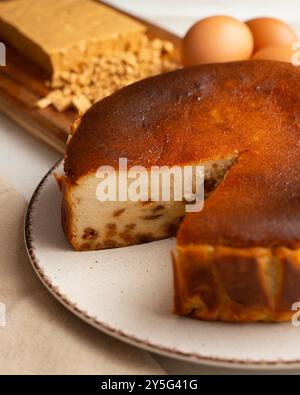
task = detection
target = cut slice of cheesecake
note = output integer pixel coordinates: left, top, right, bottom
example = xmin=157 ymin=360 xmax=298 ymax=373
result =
xmin=61 ymin=154 xmax=237 ymax=251
xmin=62 ymin=60 xmax=300 ymax=322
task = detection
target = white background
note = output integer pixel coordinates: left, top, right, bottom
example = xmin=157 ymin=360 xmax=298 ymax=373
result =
xmin=1 ymin=0 xmax=300 ymax=374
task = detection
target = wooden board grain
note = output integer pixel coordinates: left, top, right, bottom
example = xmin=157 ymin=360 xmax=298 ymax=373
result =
xmin=0 ymin=1 xmax=181 ymax=154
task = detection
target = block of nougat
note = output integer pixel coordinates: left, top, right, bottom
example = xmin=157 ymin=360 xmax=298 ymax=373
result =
xmin=0 ymin=0 xmax=146 ymax=74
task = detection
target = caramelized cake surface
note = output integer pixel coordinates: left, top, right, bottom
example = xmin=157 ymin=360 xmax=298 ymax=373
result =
xmin=63 ymin=61 xmax=300 ymax=322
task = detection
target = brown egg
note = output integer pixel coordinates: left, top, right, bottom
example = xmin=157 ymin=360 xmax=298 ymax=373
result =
xmin=246 ymin=17 xmax=298 ymax=53
xmin=252 ymin=45 xmax=295 ymax=63
xmin=182 ymin=15 xmax=254 ymax=67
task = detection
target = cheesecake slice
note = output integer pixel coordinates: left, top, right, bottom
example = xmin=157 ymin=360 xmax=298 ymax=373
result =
xmin=62 ymin=60 xmax=300 ymax=322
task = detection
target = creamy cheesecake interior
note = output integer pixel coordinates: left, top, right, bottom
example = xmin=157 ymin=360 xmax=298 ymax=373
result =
xmin=61 ymin=153 xmax=238 ymax=251
xmin=0 ymin=0 xmax=145 ymax=74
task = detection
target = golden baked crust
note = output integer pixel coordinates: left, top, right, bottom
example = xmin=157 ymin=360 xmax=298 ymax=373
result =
xmin=173 ymin=245 xmax=300 ymax=322
xmin=64 ymin=60 xmax=300 ymax=322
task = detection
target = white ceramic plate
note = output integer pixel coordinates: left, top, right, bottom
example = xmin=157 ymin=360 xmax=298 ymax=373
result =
xmin=24 ymin=160 xmax=300 ymax=369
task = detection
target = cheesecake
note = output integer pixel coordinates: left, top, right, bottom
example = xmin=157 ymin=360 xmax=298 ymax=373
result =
xmin=62 ymin=60 xmax=300 ymax=322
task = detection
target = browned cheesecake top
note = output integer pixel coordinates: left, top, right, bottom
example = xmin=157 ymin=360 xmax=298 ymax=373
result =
xmin=65 ymin=60 xmax=300 ymax=248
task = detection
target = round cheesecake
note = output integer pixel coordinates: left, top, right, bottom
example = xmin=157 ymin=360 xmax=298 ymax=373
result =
xmin=62 ymin=60 xmax=300 ymax=322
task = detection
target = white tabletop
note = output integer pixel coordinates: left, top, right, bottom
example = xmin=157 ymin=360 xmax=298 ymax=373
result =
xmin=1 ymin=0 xmax=300 ymax=375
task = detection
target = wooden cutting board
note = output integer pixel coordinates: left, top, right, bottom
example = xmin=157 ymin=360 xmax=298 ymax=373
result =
xmin=0 ymin=1 xmax=181 ymax=154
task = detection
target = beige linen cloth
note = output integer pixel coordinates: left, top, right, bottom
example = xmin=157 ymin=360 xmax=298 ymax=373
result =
xmin=0 ymin=177 xmax=164 ymax=374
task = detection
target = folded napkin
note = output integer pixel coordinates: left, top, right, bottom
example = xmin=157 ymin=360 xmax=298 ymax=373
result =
xmin=0 ymin=177 xmax=164 ymax=374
